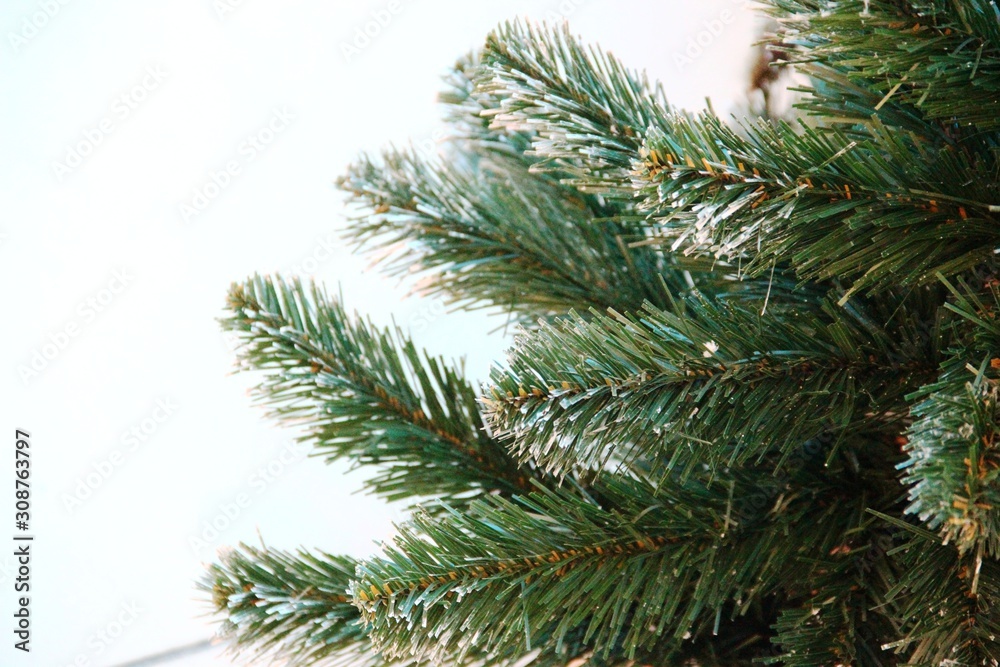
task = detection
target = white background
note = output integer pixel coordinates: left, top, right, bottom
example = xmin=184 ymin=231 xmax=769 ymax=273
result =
xmin=0 ymin=1 xmax=760 ymax=664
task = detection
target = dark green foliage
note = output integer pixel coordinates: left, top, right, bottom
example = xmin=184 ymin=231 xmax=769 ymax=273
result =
xmin=353 ymin=465 xmax=885 ymax=665
xmin=902 ymin=279 xmax=1000 ymax=559
xmin=337 ymin=148 xmax=682 ymax=321
xmin=882 ymin=522 xmax=1000 ymax=666
xmin=636 ymin=116 xmax=1000 ymax=298
xmin=480 ymin=21 xmax=669 ymax=197
xmin=769 ymin=0 xmax=1000 ymax=135
xmin=201 ymin=545 xmax=372 ymax=666
xmin=205 ymin=4 xmax=1000 ymax=666
xmin=485 ymin=291 xmax=941 ymax=480
xmin=480 ymin=21 xmax=1000 ymax=297
xmin=223 ymin=275 xmax=530 ymax=506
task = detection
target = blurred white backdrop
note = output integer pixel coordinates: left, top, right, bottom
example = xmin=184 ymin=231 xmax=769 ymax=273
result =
xmin=0 ymin=1 xmax=760 ymax=664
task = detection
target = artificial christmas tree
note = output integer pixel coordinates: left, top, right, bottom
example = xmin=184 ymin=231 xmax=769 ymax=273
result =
xmin=203 ymin=3 xmax=1000 ymax=665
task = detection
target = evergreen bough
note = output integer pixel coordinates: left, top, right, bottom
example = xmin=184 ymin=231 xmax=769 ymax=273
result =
xmin=202 ymin=4 xmax=1000 ymax=665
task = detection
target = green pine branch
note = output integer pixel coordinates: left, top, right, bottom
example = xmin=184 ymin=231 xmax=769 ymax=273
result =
xmin=480 ymin=20 xmax=669 ymax=198
xmin=904 ymin=359 xmax=1000 ymax=560
xmin=768 ymin=522 xmax=899 ymax=666
xmin=202 ymin=544 xmax=637 ymax=667
xmin=438 ymin=52 xmax=538 ymax=168
xmin=902 ymin=277 xmax=1000 ymax=559
xmin=342 ymin=45 xmax=838 ymax=322
xmin=636 ymin=116 xmax=1000 ymax=299
xmin=336 ymin=47 xmax=679 ymax=323
xmin=763 ymin=433 xmax=908 ymax=667
xmin=205 ymin=7 xmax=1000 ymax=665
xmin=438 ymin=50 xmax=659 ymax=270
xmin=881 ymin=521 xmax=1000 ymax=666
xmin=352 ymin=457 xmax=899 ymax=665
xmin=478 ymin=20 xmax=1000 ymax=297
xmin=766 ymin=0 xmax=1000 ymax=135
xmin=337 ymin=146 xmax=695 ymax=321
xmin=484 ymin=290 xmax=940 ymax=480
xmin=223 ymin=274 xmax=531 ymax=506
xmin=352 ymin=482 xmax=713 ymax=664
xmin=201 ymin=544 xmax=373 ymax=666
